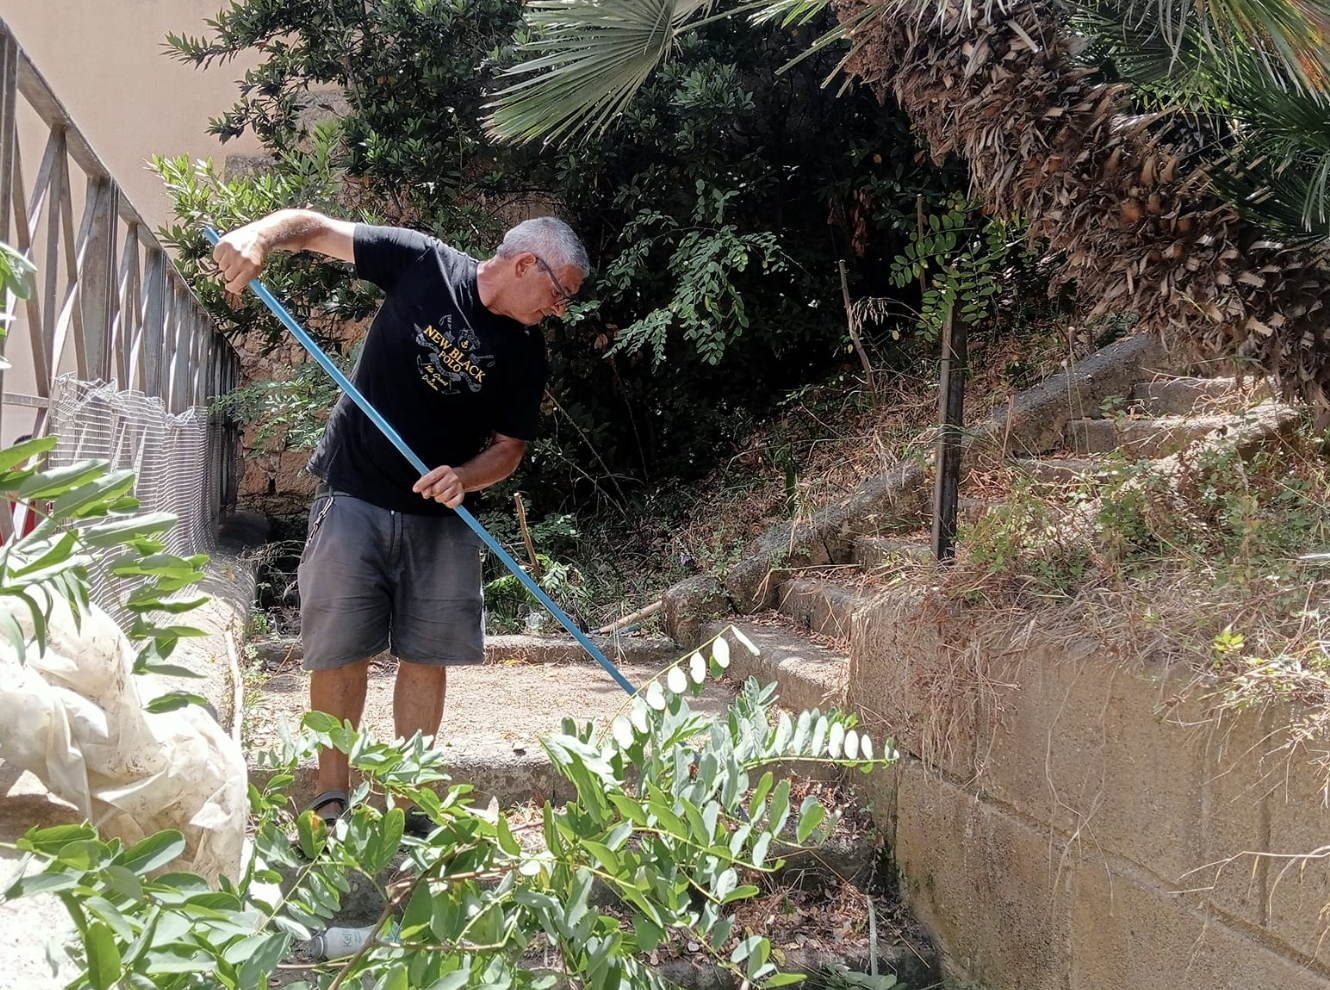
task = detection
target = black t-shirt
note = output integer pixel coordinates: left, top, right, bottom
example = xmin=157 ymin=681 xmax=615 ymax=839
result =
xmin=308 ymin=224 xmax=547 ymax=515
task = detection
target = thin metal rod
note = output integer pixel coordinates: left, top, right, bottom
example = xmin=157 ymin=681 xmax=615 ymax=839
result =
xmin=203 ymin=228 xmax=636 ymax=695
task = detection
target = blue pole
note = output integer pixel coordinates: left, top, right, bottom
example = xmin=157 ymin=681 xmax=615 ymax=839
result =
xmin=204 ymin=227 xmax=636 ymax=695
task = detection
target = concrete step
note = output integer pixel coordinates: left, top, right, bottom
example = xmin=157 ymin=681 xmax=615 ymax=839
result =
xmin=852 ymin=535 xmax=931 ymax=568
xmin=1012 ymin=456 xmax=1124 ymax=486
xmin=249 ymin=632 xmax=681 ymax=671
xmin=1128 ymin=376 xmax=1266 ymax=416
xmin=706 ymin=620 xmax=849 ymax=713
xmin=1066 ymin=414 xmax=1233 ymax=457
xmin=958 ymin=496 xmax=998 ymax=524
xmin=774 ymin=574 xmax=873 ymax=640
xmin=245 ymin=659 xmax=736 ymax=808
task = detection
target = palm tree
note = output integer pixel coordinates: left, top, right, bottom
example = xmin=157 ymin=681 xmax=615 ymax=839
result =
xmin=486 ymin=0 xmax=1330 ymax=414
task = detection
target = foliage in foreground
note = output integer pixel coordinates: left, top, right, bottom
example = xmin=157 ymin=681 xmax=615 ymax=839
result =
xmin=0 ymin=436 xmax=212 ymax=708
xmin=4 ymin=636 xmax=893 ymax=990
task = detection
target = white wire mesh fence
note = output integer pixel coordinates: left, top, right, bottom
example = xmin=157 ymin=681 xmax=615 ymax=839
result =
xmin=43 ymin=376 xmax=233 ymax=624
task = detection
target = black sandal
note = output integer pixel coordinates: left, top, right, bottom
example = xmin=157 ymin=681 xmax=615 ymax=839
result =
xmin=306 ymin=789 xmax=350 ymax=827
xmin=403 ymin=805 xmax=437 ymax=838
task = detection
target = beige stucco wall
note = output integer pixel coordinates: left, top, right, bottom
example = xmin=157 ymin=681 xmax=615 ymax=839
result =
xmin=0 ymin=0 xmax=263 ymax=233
xmin=851 ymin=589 xmax=1330 ymax=989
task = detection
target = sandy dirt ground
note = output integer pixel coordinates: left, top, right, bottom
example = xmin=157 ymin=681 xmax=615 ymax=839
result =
xmin=248 ymin=657 xmax=739 ymax=767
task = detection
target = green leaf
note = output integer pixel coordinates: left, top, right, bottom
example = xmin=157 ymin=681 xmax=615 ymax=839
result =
xmin=291 ymin=809 xmax=324 ymax=863
xmin=0 ymin=435 xmax=56 ymax=476
xmin=723 ymin=883 xmax=760 ymax=904
xmin=80 ymin=512 xmax=179 ymax=548
xmin=366 ymin=807 xmax=405 ymax=874
xmin=769 ymin=779 xmax=791 ymax=834
xmin=426 ymin=972 xmax=471 ymax=990
xmin=17 ymin=461 xmax=111 ymax=499
xmin=751 ymin=831 xmax=772 ymax=867
xmin=0 ymin=609 xmax=27 ymax=663
xmin=714 ymin=868 xmax=738 ymax=901
xmin=5 ymin=869 xmax=79 ymax=898
xmin=748 ymin=771 xmax=774 ymax=821
xmin=17 ymin=823 xmax=96 ymax=856
xmin=49 ymin=471 xmax=136 ymax=518
xmin=119 ymin=831 xmax=186 ymax=875
xmin=632 ymin=914 xmax=664 ymax=952
xmin=143 ymin=692 xmax=210 ymax=714
xmin=486 ymin=0 xmax=712 ymax=145
xmin=745 ymin=936 xmax=772 ymax=980
xmin=8 ymin=530 xmax=79 ymax=578
xmin=796 ymin=797 xmax=826 ymax=843
xmin=731 ymin=935 xmax=763 ymax=963
xmin=236 ymin=932 xmax=290 ymax=988
xmin=828 ymin=721 xmax=846 ymax=759
xmin=84 ymin=920 xmax=122 ymax=990
xmin=496 ymin=814 xmax=521 ymax=856
xmin=379 ymin=964 xmax=410 ymax=990
xmin=400 ymin=882 xmax=435 ymax=938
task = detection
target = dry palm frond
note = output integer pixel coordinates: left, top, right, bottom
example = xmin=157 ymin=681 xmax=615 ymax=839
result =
xmin=835 ymin=0 xmax=1330 ymax=417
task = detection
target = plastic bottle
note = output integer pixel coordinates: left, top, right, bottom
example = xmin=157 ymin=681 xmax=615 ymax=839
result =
xmin=309 ymin=923 xmax=393 ymax=959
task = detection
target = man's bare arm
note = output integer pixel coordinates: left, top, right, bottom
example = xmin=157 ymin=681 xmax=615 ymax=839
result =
xmin=213 ymin=209 xmax=356 ymax=294
xmin=412 ymin=434 xmax=528 ymax=509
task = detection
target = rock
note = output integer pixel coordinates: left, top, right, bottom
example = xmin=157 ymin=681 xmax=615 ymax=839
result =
xmin=662 ymin=575 xmax=731 ymax=649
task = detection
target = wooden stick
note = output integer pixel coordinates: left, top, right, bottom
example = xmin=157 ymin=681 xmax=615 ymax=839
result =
xmin=513 ymin=493 xmax=542 ymax=580
xmin=595 ymin=600 xmax=662 ymax=636
xmin=838 ymin=258 xmax=874 ymax=393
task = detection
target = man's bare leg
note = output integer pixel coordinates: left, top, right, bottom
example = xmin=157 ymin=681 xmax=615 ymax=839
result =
xmin=310 ymin=660 xmax=371 ymax=813
xmin=392 ymin=661 xmax=448 ymax=810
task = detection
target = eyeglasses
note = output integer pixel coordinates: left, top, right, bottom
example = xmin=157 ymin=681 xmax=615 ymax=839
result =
xmin=534 ymin=255 xmax=577 ymax=307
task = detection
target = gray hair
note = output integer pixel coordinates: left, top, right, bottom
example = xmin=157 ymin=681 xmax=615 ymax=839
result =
xmin=496 ymin=217 xmax=589 ymax=274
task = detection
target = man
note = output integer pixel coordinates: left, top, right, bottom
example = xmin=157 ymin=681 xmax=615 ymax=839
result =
xmin=213 ymin=209 xmax=587 ymax=831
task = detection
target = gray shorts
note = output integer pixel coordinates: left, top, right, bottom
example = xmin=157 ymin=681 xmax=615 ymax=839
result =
xmin=298 ymin=490 xmax=485 ymax=670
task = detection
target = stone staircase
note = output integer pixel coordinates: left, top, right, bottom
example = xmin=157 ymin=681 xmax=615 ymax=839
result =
xmin=662 ymin=358 xmax=1293 ymax=733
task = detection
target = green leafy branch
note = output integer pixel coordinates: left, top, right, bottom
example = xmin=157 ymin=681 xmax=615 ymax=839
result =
xmin=5 ymin=632 xmax=894 ymax=990
xmin=0 ymin=436 xmax=211 ymax=711
xmin=888 ymin=195 xmax=1028 ymax=341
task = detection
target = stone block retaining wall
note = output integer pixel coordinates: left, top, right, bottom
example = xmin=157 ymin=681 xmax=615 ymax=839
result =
xmin=852 ymin=592 xmax=1330 ymax=989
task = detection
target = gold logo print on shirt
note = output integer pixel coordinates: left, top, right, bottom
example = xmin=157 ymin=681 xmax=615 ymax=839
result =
xmin=415 ymin=319 xmax=493 ymax=394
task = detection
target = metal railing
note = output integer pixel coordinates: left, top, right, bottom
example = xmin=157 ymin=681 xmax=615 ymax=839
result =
xmin=0 ymin=15 xmax=239 ymax=546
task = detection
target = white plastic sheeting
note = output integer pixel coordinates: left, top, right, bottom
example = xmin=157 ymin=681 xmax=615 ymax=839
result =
xmin=0 ymin=598 xmax=247 ymax=881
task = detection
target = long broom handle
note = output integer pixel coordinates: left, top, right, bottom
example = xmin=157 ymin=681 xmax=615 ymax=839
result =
xmin=203 ymin=227 xmax=637 ymax=695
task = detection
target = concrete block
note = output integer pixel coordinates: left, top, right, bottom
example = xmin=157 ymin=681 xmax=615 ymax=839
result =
xmin=775 ymin=577 xmax=865 ymax=639
xmin=1071 ymin=857 xmax=1330 ymax=990
xmin=978 ymin=648 xmax=1205 ymax=886
xmin=848 ymin=587 xmax=977 ymax=781
xmin=851 ymin=536 xmax=931 ymax=569
xmin=724 ymin=518 xmax=830 ymax=614
xmin=1013 ymin=457 xmax=1121 ymax=487
xmin=1130 ymin=376 xmax=1240 ymax=416
xmin=985 ymin=332 xmax=1169 ymax=459
xmin=1066 ymin=415 xmax=1231 ymax=457
xmin=251 ymin=634 xmax=684 ymax=670
xmin=895 ymin=764 xmax=1073 ymax=990
xmin=1265 ymin=741 xmax=1330 ymax=968
xmin=707 ymin=621 xmax=848 ymax=712
xmin=806 ymin=460 xmax=931 ymax=563
xmin=1197 ymin=706 xmax=1279 ymax=930
xmin=661 ymin=575 xmax=731 ymax=649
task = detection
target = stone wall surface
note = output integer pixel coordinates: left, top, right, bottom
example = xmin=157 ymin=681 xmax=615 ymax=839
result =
xmin=852 ymin=590 xmax=1330 ymax=989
